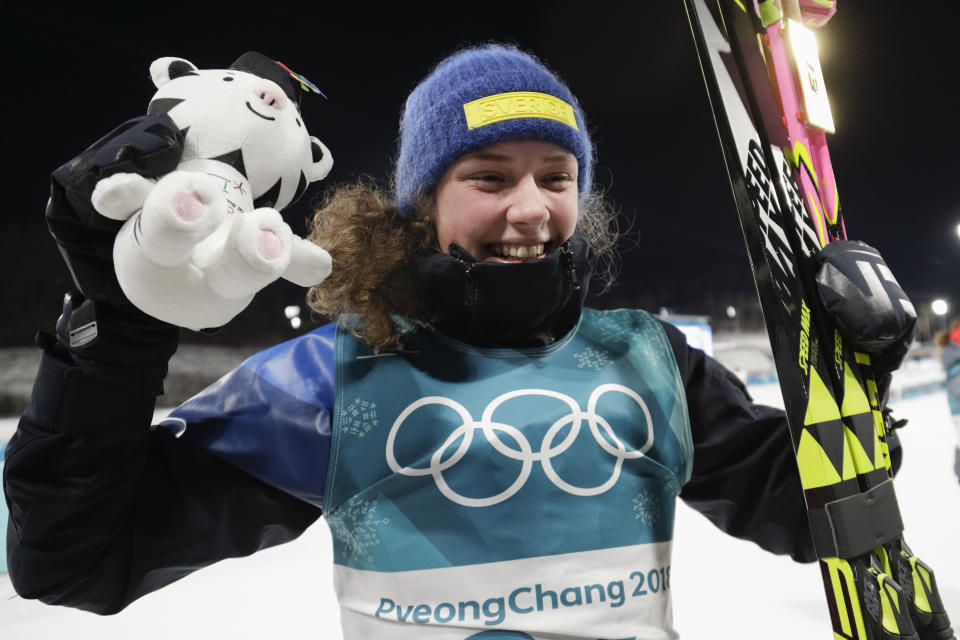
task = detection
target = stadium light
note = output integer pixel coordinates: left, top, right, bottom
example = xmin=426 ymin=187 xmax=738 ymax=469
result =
xmin=290 ymin=316 xmax=302 ymax=330
xmin=726 ymin=305 xmax=737 ymax=318
xmin=284 ymin=305 xmax=300 ymax=320
xmin=932 ymin=299 xmax=949 ymax=316
xmin=955 ymin=222 xmax=960 ymax=241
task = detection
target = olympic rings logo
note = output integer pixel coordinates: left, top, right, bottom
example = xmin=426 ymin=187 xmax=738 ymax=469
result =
xmin=385 ymin=384 xmax=654 ymax=507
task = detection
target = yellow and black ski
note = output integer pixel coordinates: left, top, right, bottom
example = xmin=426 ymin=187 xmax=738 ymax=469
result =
xmin=683 ymin=1 xmax=955 ymax=638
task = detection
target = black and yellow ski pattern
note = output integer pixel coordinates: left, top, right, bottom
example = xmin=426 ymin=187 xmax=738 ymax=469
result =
xmin=684 ymin=1 xmax=954 ymax=638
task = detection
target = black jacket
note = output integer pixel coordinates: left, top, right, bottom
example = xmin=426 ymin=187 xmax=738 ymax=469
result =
xmin=3 ymin=318 xmax=818 ymax=615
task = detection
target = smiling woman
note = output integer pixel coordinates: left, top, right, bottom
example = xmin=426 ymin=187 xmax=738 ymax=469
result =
xmin=9 ymin=40 xmax=900 ymax=640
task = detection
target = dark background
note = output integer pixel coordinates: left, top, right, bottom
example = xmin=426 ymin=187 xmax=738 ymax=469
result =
xmin=2 ymin=1 xmax=957 ymax=347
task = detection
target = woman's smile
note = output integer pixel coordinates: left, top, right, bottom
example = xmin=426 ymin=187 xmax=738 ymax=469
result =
xmin=485 ymin=242 xmax=547 ymax=262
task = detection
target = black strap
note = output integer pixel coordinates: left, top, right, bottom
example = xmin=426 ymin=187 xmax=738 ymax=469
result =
xmin=809 ymin=479 xmax=904 ymax=559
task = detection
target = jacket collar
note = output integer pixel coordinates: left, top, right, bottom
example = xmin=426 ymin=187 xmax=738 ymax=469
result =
xmin=409 ymin=234 xmax=594 ymax=349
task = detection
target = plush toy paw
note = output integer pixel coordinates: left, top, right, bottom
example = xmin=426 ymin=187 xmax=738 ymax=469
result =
xmin=284 ymin=236 xmax=333 ymax=287
xmin=92 ymin=172 xmax=158 ymax=221
xmin=200 ymin=208 xmax=294 ymax=300
xmin=133 ymin=171 xmax=228 ymax=268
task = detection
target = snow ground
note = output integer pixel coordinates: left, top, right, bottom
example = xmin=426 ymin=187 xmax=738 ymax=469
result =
xmin=1 ymin=390 xmax=957 ymax=639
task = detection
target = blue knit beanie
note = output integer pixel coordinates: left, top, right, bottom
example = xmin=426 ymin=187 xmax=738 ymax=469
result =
xmin=394 ymin=44 xmax=593 ymax=214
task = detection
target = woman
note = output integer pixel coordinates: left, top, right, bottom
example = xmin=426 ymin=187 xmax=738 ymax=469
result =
xmin=4 ymin=44 xmax=911 ymax=639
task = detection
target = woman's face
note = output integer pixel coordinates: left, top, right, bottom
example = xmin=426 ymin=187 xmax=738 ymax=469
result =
xmin=433 ymin=139 xmax=579 ymax=263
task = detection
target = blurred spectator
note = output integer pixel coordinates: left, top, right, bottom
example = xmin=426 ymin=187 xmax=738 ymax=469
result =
xmin=934 ymin=317 xmax=960 ymax=483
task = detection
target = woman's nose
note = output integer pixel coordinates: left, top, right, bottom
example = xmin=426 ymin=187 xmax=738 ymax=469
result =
xmin=505 ymin=175 xmax=549 ymax=226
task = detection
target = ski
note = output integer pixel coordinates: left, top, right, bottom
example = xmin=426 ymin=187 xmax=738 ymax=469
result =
xmin=682 ymin=1 xmax=955 ymax=638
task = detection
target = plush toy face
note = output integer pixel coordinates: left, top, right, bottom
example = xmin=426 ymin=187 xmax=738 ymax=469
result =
xmin=146 ymin=56 xmax=331 ymax=211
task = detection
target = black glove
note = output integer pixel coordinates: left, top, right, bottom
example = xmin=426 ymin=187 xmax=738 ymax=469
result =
xmin=48 ymin=114 xmax=184 ymax=306
xmin=815 ymin=240 xmax=916 ymax=376
xmin=43 ymin=114 xmax=185 ymax=391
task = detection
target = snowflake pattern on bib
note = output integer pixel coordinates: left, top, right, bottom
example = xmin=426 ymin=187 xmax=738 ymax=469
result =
xmin=573 ymin=346 xmax=611 ymax=371
xmin=341 ymin=397 xmax=379 ymax=438
xmin=594 ymin=310 xmax=672 ymax=370
xmin=327 ymin=496 xmax=391 ymax=563
xmin=632 ymin=489 xmax=663 ymax=525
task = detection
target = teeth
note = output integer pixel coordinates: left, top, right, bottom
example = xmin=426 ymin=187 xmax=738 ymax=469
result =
xmin=496 ymin=243 xmax=544 ymax=259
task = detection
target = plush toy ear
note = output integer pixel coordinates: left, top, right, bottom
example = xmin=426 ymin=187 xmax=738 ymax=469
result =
xmin=149 ymin=57 xmax=199 ymax=89
xmin=305 ymin=137 xmax=333 ymax=182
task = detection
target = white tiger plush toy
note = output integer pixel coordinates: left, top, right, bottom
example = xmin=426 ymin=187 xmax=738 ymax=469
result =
xmin=91 ymin=52 xmax=333 ymax=330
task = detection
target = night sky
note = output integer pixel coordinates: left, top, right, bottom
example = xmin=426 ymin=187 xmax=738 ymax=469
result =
xmin=2 ymin=1 xmax=957 ymax=346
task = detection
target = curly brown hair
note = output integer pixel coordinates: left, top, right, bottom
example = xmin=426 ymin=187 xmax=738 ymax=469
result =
xmin=306 ymin=179 xmax=619 ymax=351
xmin=305 ymin=180 xmax=435 ymax=351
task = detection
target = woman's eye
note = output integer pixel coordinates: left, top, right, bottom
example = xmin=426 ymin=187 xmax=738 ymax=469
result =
xmin=543 ymin=174 xmax=573 ymax=187
xmin=471 ymin=173 xmax=503 ymax=184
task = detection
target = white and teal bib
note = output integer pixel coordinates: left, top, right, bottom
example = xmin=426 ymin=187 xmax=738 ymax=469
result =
xmin=324 ymin=308 xmax=693 ymax=639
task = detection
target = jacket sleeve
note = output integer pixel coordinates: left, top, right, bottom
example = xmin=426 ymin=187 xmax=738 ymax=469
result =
xmin=3 ymin=335 xmax=322 ymax=615
xmin=656 ymin=320 xmax=818 ymax=563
